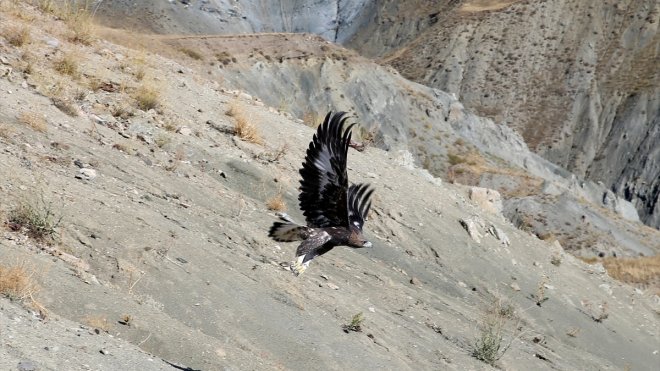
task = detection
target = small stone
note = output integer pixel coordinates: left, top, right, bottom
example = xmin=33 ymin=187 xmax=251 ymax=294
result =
xmin=510 ymin=283 xmax=521 ymax=291
xmin=327 ymin=283 xmax=339 ymax=290
xmin=178 ymin=126 xmax=192 ymax=136
xmin=368 ymin=307 xmax=375 ymax=313
xmin=99 ymin=348 xmax=110 ymax=355
xmin=18 ymin=361 xmax=36 ymax=371
xmin=458 ymin=281 xmax=467 ymax=288
xmin=469 ymin=187 xmax=503 ymax=215
xmin=21 ymin=80 xmax=28 ymax=89
xmin=76 ymin=168 xmax=97 ymax=181
xmin=410 ymin=277 xmax=420 ymax=285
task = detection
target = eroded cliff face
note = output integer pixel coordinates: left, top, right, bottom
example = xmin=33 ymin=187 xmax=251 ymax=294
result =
xmin=363 ymin=0 xmax=659 ymax=227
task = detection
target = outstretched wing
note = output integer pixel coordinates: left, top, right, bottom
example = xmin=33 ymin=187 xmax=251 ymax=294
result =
xmin=347 ymin=183 xmax=374 ymax=231
xmin=298 ymin=112 xmax=355 ymax=228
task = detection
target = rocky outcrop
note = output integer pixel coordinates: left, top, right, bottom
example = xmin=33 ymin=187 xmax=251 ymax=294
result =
xmin=372 ymin=0 xmax=659 ymax=227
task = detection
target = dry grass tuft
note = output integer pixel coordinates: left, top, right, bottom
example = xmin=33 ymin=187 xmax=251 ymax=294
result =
xmin=0 ymin=260 xmax=46 ymax=317
xmin=83 ymin=314 xmax=111 ymax=332
xmin=133 ymin=82 xmax=160 ymax=111
xmin=52 ymin=97 xmax=79 ymax=117
xmin=155 ymin=133 xmax=171 ymax=148
xmin=266 ymin=193 xmax=287 ymax=212
xmin=53 ymin=53 xmax=79 ymax=77
xmin=0 ymin=123 xmax=15 ymax=139
xmin=17 ymin=111 xmax=47 ymax=132
xmin=178 ymin=47 xmax=204 ymax=60
xmin=228 ymin=102 xmax=263 ymax=145
xmin=4 ymin=25 xmax=32 ymax=47
xmin=471 ymin=296 xmax=520 ymax=366
xmin=0 ymin=261 xmax=39 ymax=301
xmin=302 ymin=111 xmax=322 ymax=128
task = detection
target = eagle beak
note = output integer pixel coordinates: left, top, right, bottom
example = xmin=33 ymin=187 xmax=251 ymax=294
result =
xmin=363 ymin=241 xmax=373 ymax=248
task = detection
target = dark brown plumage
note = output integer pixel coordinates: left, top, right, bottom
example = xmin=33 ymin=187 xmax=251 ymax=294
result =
xmin=269 ymin=112 xmax=374 ymax=275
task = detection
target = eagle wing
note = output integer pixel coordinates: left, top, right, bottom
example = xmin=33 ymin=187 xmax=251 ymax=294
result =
xmin=298 ymin=112 xmax=355 ymax=228
xmin=347 ymin=183 xmax=374 ymax=231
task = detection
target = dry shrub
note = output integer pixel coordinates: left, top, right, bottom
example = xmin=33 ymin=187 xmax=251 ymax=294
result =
xmin=228 ymin=102 xmax=263 ymax=145
xmin=52 ymin=97 xmax=79 ymax=117
xmin=302 ymin=111 xmax=321 ymax=127
xmin=18 ymin=111 xmax=47 ymax=132
xmin=155 ymin=133 xmax=171 ymax=148
xmin=0 ymin=261 xmax=46 ymax=316
xmin=133 ymin=82 xmax=160 ymax=111
xmin=4 ymin=25 xmax=31 ymax=47
xmin=0 ymin=123 xmax=15 ymax=139
xmin=179 ymin=47 xmax=203 ymax=60
xmin=83 ymin=314 xmax=111 ymax=332
xmin=266 ymin=193 xmax=286 ymax=211
xmin=7 ymin=194 xmax=62 ymax=242
xmin=54 ymin=53 xmax=79 ymax=76
xmin=472 ymin=296 xmax=520 ymax=366
xmin=0 ymin=261 xmax=39 ymax=301
xmin=601 ymin=255 xmax=660 ymax=287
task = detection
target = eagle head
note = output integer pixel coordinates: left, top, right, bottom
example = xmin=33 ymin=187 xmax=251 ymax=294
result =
xmin=348 ymin=228 xmax=372 ymax=248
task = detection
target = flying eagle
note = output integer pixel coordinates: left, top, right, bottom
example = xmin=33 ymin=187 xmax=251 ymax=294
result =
xmin=269 ymin=111 xmax=375 ymax=276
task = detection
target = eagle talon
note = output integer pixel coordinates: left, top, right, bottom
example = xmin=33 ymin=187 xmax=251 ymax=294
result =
xmin=290 ymin=256 xmax=309 ymax=276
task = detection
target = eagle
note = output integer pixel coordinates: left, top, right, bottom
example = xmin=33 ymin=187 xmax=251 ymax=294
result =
xmin=269 ymin=111 xmax=375 ymax=276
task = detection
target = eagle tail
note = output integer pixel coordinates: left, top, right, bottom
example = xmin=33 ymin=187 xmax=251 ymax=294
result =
xmin=269 ymin=220 xmax=307 ymax=242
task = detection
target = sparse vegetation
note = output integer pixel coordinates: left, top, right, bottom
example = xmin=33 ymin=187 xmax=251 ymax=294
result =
xmin=227 ymin=102 xmax=263 ymax=145
xmin=0 ymin=261 xmax=39 ymax=301
xmin=601 ymin=255 xmax=660 ymax=287
xmin=566 ymin=327 xmax=581 ymax=338
xmin=472 ymin=297 xmax=519 ymax=366
xmin=83 ymin=314 xmax=111 ymax=332
xmin=472 ymin=316 xmax=506 ymax=365
xmin=17 ymin=111 xmax=47 ymax=132
xmin=532 ymin=276 xmax=549 ymax=306
xmin=4 ymin=25 xmax=31 ymax=46
xmin=7 ymin=193 xmax=63 ymax=242
xmin=53 ymin=53 xmax=79 ymax=77
xmin=179 ymin=47 xmax=203 ymax=60
xmin=111 ymin=103 xmax=133 ymax=119
xmin=302 ymin=111 xmax=321 ymax=127
xmin=112 ymin=142 xmax=133 ymax=154
xmin=342 ymin=312 xmax=364 ymax=333
xmin=0 ymin=261 xmax=46 ymax=317
xmin=585 ymin=301 xmax=609 ymax=323
xmin=0 ymin=123 xmax=14 ymax=139
xmin=155 ymin=133 xmax=171 ymax=148
xmin=52 ymin=97 xmax=78 ymax=116
xmin=266 ymin=193 xmax=286 ymax=212
xmin=133 ymin=82 xmax=160 ymax=111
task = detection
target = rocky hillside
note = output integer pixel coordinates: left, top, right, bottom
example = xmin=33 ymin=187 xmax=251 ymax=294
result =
xmin=0 ymin=2 xmax=658 ymax=370
xmin=361 ymin=0 xmax=659 ymax=228
xmin=96 ymin=0 xmax=660 ymax=229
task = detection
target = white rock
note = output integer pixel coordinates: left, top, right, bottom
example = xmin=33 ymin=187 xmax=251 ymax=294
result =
xmin=178 ymin=126 xmax=192 ymax=136
xmin=76 ymin=168 xmax=97 ymax=181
